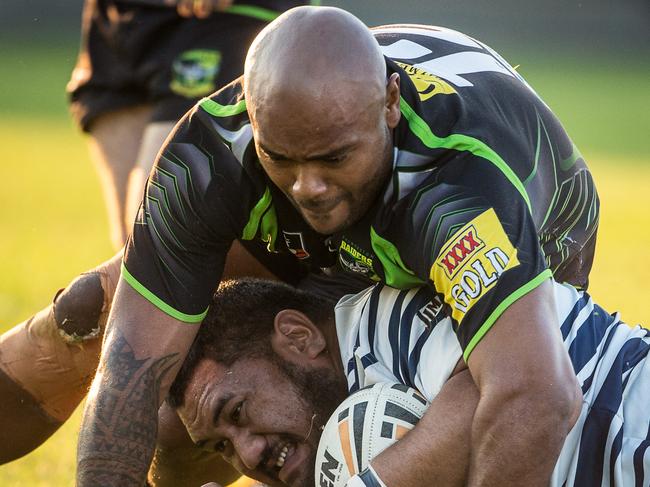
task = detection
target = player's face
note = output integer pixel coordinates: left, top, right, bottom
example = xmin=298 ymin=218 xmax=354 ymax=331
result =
xmin=177 ymin=356 xmax=345 ymax=487
xmin=252 ymin=76 xmax=401 ymax=235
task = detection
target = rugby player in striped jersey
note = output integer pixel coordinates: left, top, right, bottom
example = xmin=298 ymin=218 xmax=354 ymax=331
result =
xmin=169 ymin=278 xmax=650 ymax=487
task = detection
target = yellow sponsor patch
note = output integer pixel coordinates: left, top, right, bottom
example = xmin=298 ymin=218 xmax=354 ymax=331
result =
xmin=396 ymin=61 xmax=457 ymax=101
xmin=430 ymin=208 xmax=520 ymax=323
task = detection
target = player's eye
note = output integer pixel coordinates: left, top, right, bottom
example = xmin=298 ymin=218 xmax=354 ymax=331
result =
xmin=322 ymin=154 xmax=346 ymax=164
xmin=231 ymin=401 xmax=243 ymax=423
xmin=214 ymin=439 xmax=230 ymax=453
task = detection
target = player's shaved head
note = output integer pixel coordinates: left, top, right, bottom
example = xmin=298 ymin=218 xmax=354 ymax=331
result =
xmin=244 ymin=6 xmax=386 ymax=122
xmin=243 ymin=6 xmax=401 ymax=235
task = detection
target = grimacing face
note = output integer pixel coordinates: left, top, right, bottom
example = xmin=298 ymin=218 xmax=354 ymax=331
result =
xmin=252 ymin=75 xmax=401 ymax=235
xmin=177 ymin=357 xmax=344 ymax=487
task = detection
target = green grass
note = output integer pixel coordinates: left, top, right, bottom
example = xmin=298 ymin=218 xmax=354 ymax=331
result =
xmin=0 ymin=43 xmax=648 ymax=485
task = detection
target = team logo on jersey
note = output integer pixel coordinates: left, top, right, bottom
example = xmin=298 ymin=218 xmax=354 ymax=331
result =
xmin=395 ymin=61 xmax=456 ymax=101
xmin=282 ymin=231 xmax=310 ymax=259
xmin=430 ymin=208 xmax=520 ymax=324
xmin=437 ymin=226 xmax=485 ymax=278
xmin=170 ymin=49 xmax=221 ymax=98
xmin=416 ymin=295 xmax=445 ymax=330
xmin=339 ymin=238 xmax=379 ymax=281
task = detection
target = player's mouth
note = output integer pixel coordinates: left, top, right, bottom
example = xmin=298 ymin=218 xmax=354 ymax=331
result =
xmin=264 ymin=440 xmax=309 ymax=486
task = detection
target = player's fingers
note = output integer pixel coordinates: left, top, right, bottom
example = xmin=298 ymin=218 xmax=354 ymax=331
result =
xmin=193 ymin=0 xmax=213 ymax=18
xmin=200 ymin=483 xmax=223 ymax=487
xmin=214 ymin=0 xmax=234 ymax=11
xmin=176 ymin=0 xmax=195 ymax=17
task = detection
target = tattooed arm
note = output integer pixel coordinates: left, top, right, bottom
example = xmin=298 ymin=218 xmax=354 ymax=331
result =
xmin=77 ymin=278 xmax=199 ymax=486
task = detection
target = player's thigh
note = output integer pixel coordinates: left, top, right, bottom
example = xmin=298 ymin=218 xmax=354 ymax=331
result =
xmin=124 ymin=120 xmax=176 ymax=228
xmin=88 ymin=104 xmax=154 ymax=186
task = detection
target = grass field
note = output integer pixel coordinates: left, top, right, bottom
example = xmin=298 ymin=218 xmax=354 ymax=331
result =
xmin=1 ymin=43 xmax=649 ymax=485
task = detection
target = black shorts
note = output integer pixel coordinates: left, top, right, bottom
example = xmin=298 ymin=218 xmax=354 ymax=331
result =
xmin=67 ymin=1 xmax=267 ymax=131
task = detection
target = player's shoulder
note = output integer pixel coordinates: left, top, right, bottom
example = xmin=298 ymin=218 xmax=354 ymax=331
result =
xmin=372 ymin=24 xmax=483 ymax=54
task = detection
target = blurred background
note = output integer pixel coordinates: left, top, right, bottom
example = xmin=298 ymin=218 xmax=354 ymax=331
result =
xmin=1 ymin=0 xmax=649 ymax=484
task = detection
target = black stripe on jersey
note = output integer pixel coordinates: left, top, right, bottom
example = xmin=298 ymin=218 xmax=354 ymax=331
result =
xmin=633 ymin=424 xmax=650 ymax=486
xmin=388 ymin=290 xmax=409 ymax=383
xmin=353 ymin=402 xmax=368 ymax=473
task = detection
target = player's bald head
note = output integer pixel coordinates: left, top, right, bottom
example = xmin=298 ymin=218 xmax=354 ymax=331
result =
xmin=244 ymin=6 xmax=387 ymax=123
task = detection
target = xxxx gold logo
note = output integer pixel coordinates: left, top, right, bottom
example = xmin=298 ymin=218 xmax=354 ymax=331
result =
xmin=438 ymin=226 xmax=484 ymax=278
xmin=396 ymin=62 xmax=457 ymax=101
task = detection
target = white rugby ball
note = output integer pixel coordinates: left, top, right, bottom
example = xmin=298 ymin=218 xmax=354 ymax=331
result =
xmin=314 ymin=382 xmax=429 ymax=487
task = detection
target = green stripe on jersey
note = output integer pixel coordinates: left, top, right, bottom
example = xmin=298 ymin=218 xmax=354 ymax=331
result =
xmin=200 ymin=98 xmax=247 ymax=117
xmin=224 ymin=2 xmax=322 ymax=22
xmin=242 ymin=187 xmax=279 ymax=251
xmin=463 ymin=269 xmax=552 ymax=361
xmin=121 ymin=264 xmax=207 ymax=324
xmin=399 ymin=97 xmax=531 ymax=212
xmin=370 ymin=227 xmax=426 ymax=288
xmin=224 ymin=5 xmax=282 ymax=22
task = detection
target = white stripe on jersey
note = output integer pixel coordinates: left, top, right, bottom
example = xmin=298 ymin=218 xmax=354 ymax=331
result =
xmin=334 ymin=281 xmax=650 ymax=486
xmin=372 ymin=25 xmax=482 ymax=49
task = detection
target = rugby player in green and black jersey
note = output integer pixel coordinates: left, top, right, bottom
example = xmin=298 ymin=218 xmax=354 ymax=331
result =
xmin=76 ymin=6 xmax=599 ymax=486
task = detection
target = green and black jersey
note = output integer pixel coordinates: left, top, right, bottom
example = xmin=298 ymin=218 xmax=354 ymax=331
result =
xmin=118 ymin=0 xmax=320 ymax=20
xmin=123 ymin=24 xmax=599 ymax=357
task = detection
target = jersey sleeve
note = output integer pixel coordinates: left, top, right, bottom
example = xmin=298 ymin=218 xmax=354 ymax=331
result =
xmin=123 ymin=109 xmax=251 ymax=322
xmin=400 ymin=159 xmax=552 ymax=360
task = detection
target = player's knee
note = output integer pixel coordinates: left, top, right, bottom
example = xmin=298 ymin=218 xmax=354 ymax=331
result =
xmin=53 ymin=272 xmax=104 ymax=338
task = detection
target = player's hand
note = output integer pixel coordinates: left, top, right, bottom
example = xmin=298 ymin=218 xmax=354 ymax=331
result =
xmin=175 ymin=0 xmax=234 ymax=18
xmin=200 ymin=483 xmax=223 ymax=487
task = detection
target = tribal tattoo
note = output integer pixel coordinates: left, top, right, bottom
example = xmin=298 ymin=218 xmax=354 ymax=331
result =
xmin=77 ymin=331 xmax=179 ymax=486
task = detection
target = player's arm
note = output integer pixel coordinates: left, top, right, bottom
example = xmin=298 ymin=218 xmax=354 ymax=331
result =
xmin=77 ymin=280 xmax=198 ymax=485
xmin=465 ymin=278 xmax=581 ymax=486
xmin=390 ymin=164 xmax=581 ymax=485
xmin=77 ymin=104 xmax=257 ymax=485
xmin=370 ymin=368 xmax=478 ymax=486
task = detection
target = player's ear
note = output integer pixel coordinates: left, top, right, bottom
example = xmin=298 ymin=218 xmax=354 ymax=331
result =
xmin=385 ymin=72 xmax=401 ymax=129
xmin=271 ymin=309 xmax=326 ymax=362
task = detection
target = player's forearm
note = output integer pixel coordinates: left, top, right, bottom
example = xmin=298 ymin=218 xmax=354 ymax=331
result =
xmin=76 ymin=327 xmax=180 ymax=486
xmin=371 ymin=370 xmax=477 ymax=486
xmin=467 ymin=384 xmax=579 ymax=487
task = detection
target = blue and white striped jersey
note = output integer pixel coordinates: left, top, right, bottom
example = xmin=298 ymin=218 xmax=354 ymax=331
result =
xmin=334 ymin=281 xmax=650 ymax=486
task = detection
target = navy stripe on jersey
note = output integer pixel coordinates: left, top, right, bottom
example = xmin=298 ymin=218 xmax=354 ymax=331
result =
xmin=567 ymin=303 xmax=617 ymax=375
xmin=574 ymin=335 xmax=650 ymax=484
xmin=560 ymin=293 xmax=591 ymax=340
xmin=609 ymin=427 xmax=624 ymax=487
xmin=367 ymin=285 xmax=382 ymax=356
xmin=388 ymin=290 xmax=409 ymax=383
xmin=634 ymin=424 xmax=650 ymax=487
xmin=398 ymin=288 xmax=430 ymax=386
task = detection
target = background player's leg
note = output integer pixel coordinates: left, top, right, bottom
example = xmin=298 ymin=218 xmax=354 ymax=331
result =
xmin=87 ymin=105 xmax=153 ymax=249
xmin=124 ymin=121 xmax=176 ymax=233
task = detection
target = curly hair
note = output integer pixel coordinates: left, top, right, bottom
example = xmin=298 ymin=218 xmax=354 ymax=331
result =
xmin=168 ymin=278 xmax=335 ymax=408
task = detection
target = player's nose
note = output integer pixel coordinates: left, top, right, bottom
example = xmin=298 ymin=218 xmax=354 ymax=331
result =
xmin=231 ymin=431 xmax=267 ymax=471
xmin=291 ymin=165 xmax=328 ymax=201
